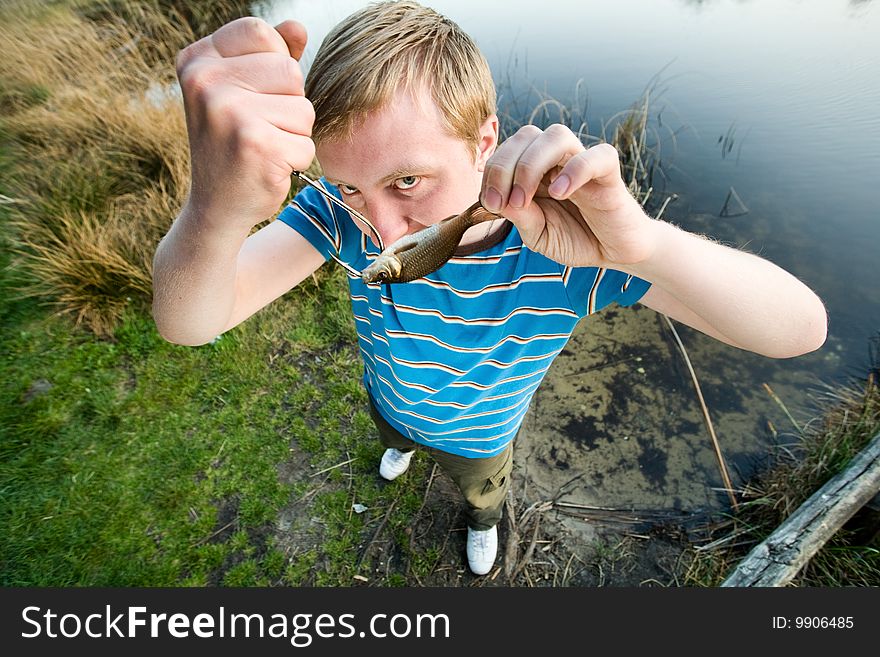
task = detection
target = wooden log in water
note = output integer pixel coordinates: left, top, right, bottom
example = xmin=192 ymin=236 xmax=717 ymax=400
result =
xmin=721 ymin=432 xmax=880 ymax=587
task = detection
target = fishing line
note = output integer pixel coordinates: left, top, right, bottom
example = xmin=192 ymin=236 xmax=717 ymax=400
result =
xmin=293 ymin=170 xmax=386 ymax=251
xmin=290 ymin=170 xmax=381 ymax=279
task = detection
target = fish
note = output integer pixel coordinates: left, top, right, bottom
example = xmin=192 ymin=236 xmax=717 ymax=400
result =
xmin=360 ymin=202 xmax=503 ymax=284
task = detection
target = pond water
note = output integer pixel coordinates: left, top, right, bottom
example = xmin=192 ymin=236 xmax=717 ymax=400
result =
xmin=255 ymin=0 xmax=879 ymax=520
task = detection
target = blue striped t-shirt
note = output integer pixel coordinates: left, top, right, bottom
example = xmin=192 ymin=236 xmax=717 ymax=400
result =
xmin=278 ymin=180 xmax=651 ymax=458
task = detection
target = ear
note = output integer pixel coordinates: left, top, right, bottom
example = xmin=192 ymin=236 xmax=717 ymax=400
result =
xmin=475 ymin=114 xmax=499 ymax=172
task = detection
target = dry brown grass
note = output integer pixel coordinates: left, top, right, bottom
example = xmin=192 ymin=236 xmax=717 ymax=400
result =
xmin=0 ymin=1 xmax=321 ymax=334
xmin=0 ymin=1 xmax=196 ymax=333
xmin=1 ymin=1 xmax=669 ymax=336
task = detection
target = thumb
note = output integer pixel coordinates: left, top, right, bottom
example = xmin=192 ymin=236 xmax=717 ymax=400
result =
xmin=275 ymin=20 xmax=308 ymax=61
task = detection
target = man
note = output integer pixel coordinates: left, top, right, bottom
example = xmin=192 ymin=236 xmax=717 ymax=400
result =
xmin=152 ymin=1 xmax=827 ymax=576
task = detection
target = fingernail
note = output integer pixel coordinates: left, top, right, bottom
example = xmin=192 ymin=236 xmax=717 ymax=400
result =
xmin=483 ymin=187 xmax=502 ymax=212
xmin=549 ymin=174 xmax=570 ymax=198
xmin=509 ymin=185 xmax=525 ymax=209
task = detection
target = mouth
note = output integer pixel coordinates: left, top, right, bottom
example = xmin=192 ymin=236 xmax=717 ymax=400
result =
xmin=361 ymin=259 xmax=398 ymax=284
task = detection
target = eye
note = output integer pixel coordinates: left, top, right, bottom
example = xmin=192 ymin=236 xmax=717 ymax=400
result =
xmin=393 ymin=175 xmax=420 ymax=191
xmin=338 ymin=183 xmax=358 ymax=195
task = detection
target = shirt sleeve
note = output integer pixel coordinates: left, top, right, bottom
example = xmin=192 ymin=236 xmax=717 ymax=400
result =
xmin=276 ymin=179 xmax=346 ymax=262
xmin=564 ymin=266 xmax=651 ymax=318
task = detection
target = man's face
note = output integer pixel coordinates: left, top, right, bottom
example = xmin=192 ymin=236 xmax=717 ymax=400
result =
xmin=315 ymin=87 xmax=498 ymax=249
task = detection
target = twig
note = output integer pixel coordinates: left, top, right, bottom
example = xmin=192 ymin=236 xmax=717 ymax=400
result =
xmin=344 ymin=453 xmax=356 ymax=530
xmin=518 ymin=499 xmax=553 ymax=527
xmin=762 ymin=383 xmax=806 ymax=437
xmin=503 ymin=497 xmax=519 ymax=579
xmin=662 ymin=314 xmax=739 ymax=511
xmin=190 ymin=520 xmax=235 ymax=548
xmin=553 ymin=472 xmax=588 ymax=501
xmin=356 ymin=500 xmax=397 ymax=569
xmin=655 ymin=194 xmax=677 ymax=221
xmin=297 ymin=480 xmax=328 ymax=506
xmin=511 ymin=515 xmax=543 ymax=582
xmin=346 ymin=451 xmax=354 ymax=495
xmin=554 ymin=501 xmax=624 ymax=511
xmin=414 ymin=464 xmax=439 ymax=518
xmin=553 ymin=506 xmax=687 ymax=528
xmin=309 ymin=457 xmax=356 ymax=478
xmin=693 ymin=525 xmax=754 ymax=552
xmin=561 ymin=553 xmax=576 ymax=586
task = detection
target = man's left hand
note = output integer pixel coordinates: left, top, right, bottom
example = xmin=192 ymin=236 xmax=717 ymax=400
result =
xmin=480 ymin=124 xmax=656 ymax=269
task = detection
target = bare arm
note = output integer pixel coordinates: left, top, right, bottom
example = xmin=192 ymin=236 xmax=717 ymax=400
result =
xmin=152 ymin=18 xmax=318 ymax=345
xmin=633 ymin=223 xmax=827 ymax=358
xmin=152 ymin=215 xmax=325 ymax=345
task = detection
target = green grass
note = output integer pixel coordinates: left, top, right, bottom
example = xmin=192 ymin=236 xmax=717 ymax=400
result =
xmin=1 ymin=219 xmax=371 ymax=585
xmin=0 ymin=195 xmax=436 ymax=585
xmin=0 ymin=0 xmax=437 ymax=585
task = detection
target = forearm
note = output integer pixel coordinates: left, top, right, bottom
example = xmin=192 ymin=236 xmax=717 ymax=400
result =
xmin=626 ymin=220 xmax=828 ymax=358
xmin=152 ymin=205 xmax=251 ymax=346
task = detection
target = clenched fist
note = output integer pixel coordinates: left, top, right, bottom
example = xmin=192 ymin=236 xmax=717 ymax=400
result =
xmin=176 ymin=17 xmax=316 ymax=230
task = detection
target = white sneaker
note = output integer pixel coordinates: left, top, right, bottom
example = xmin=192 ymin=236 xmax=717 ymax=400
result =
xmin=379 ymin=448 xmax=414 ymax=481
xmin=466 ymin=525 xmax=498 ymax=576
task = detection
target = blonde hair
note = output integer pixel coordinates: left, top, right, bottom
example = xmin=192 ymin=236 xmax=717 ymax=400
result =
xmin=305 ymin=1 xmax=496 ymax=152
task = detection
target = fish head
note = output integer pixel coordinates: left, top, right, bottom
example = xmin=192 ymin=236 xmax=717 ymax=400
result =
xmin=361 ymin=254 xmax=403 ymax=284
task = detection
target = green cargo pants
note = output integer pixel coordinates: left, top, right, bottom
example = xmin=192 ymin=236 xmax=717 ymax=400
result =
xmin=368 ymin=401 xmax=513 ymax=531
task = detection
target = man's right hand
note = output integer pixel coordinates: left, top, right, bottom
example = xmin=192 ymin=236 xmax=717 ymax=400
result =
xmin=176 ymin=17 xmax=315 ymax=230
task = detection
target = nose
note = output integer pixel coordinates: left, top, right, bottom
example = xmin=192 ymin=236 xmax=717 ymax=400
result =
xmin=360 ymin=196 xmax=410 ymax=248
